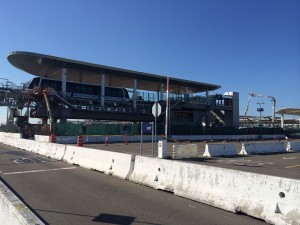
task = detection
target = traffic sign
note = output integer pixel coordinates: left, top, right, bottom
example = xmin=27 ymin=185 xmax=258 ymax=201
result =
xmin=152 ymin=103 xmax=161 ymax=117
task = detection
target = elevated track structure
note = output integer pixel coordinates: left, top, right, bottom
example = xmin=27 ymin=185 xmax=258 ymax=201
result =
xmin=2 ymin=51 xmax=240 ymax=135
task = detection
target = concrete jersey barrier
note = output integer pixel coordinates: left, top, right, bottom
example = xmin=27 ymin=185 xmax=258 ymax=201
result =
xmin=286 ymin=141 xmax=300 ymax=152
xmin=0 ymin=180 xmax=45 ymax=225
xmin=1 ymin=132 xmax=299 ymax=224
xmin=0 ymin=133 xmax=133 ymax=179
xmin=240 ymin=141 xmax=286 ymax=155
xmin=203 ymin=143 xmax=237 ymax=157
xmin=172 ymin=144 xmax=198 ymax=159
xmin=63 ymin=145 xmax=134 ymax=179
xmin=129 ymin=156 xmax=300 ymax=225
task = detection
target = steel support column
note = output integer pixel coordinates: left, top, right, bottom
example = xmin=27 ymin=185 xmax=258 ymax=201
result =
xmin=101 ymin=74 xmax=105 ymax=108
xmin=62 ymin=68 xmax=67 ymax=97
xmin=133 ymin=79 xmax=137 ymax=110
xmin=160 ymin=83 xmax=164 ymax=101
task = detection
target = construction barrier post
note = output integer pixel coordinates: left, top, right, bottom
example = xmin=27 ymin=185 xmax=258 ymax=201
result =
xmin=105 ymin=135 xmax=108 ymax=146
xmin=124 ymin=134 xmax=128 ymax=145
xmin=49 ymin=134 xmax=56 ymax=143
xmin=77 ymin=135 xmax=83 ymax=146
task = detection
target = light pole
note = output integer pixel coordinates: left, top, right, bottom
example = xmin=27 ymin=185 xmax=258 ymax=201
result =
xmin=257 ymin=102 xmax=265 ymax=126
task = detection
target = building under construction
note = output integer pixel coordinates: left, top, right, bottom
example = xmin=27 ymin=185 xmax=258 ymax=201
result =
xmin=1 ymin=51 xmax=241 ymax=135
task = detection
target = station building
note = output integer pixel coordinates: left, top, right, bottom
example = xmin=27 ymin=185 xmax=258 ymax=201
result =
xmin=2 ymin=51 xmax=239 ymax=136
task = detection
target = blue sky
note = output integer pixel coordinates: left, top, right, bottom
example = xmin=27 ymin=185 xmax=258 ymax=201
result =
xmin=0 ymin=0 xmax=299 ymax=124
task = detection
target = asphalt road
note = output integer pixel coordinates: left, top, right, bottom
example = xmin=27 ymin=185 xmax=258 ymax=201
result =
xmin=0 ymin=143 xmax=267 ymax=225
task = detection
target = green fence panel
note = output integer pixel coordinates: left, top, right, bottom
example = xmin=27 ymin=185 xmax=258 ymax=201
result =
xmin=87 ymin=123 xmax=105 ymax=135
xmin=105 ymin=124 xmax=120 ymax=135
xmin=129 ymin=123 xmax=139 ymax=135
xmin=56 ymin=123 xmax=81 ymax=136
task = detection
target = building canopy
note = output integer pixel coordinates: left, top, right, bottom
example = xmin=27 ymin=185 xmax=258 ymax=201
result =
xmin=8 ymin=51 xmax=220 ymax=94
xmin=276 ymin=108 xmax=300 ymax=116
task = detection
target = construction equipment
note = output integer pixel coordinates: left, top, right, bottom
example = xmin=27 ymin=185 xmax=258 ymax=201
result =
xmin=244 ymin=92 xmax=276 ymax=127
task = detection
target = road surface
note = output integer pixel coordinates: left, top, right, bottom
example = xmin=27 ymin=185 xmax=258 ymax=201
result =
xmin=0 ymin=143 xmax=267 ymax=225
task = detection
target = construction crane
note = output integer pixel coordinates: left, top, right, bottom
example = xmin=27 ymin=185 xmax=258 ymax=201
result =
xmin=244 ymin=92 xmax=276 ymax=127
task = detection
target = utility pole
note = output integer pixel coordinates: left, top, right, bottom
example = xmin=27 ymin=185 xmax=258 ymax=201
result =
xmin=257 ymin=102 xmax=265 ymax=126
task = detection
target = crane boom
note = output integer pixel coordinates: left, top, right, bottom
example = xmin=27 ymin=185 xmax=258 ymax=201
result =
xmin=244 ymin=92 xmax=276 ymax=127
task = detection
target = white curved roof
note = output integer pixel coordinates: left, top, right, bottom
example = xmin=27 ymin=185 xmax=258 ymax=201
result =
xmin=8 ymin=51 xmax=221 ymax=94
xmin=276 ymin=108 xmax=300 ymax=116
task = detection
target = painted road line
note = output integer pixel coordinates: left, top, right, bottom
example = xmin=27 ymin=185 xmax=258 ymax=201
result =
xmin=283 ymin=157 xmax=298 ymax=160
xmin=2 ymin=167 xmax=77 ymax=175
xmin=285 ymin=165 xmax=300 ymax=169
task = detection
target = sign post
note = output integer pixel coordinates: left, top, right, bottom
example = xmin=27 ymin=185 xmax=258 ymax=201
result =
xmin=165 ymin=77 xmax=169 ymax=140
xmin=151 ymin=122 xmax=154 ymax=157
xmin=140 ymin=122 xmax=143 ymax=155
xmin=152 ymin=102 xmax=161 ymax=157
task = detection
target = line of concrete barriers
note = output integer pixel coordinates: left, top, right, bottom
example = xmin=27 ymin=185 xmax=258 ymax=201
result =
xmin=0 ymin=132 xmax=299 ymax=225
xmin=172 ymin=140 xmax=300 ymax=159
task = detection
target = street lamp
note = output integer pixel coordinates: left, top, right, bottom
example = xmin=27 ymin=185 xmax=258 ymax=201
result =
xmin=257 ymin=102 xmax=265 ymax=126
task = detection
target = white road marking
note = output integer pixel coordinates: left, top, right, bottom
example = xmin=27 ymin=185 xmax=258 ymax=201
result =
xmin=285 ymin=165 xmax=300 ymax=169
xmin=12 ymin=157 xmax=48 ymax=164
xmin=2 ymin=167 xmax=77 ymax=175
xmin=217 ymin=159 xmax=273 ymax=166
xmin=283 ymin=157 xmax=297 ymax=160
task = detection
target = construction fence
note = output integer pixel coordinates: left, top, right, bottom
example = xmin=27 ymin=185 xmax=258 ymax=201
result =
xmin=0 ymin=122 xmax=288 ymax=137
xmin=51 ymin=123 xmax=284 ymax=136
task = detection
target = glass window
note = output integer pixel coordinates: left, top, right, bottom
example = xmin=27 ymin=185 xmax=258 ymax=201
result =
xmin=66 ymin=82 xmax=73 ymax=92
xmin=81 ymin=85 xmax=86 ymax=93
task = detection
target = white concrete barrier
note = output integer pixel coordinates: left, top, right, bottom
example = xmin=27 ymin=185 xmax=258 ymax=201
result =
xmin=203 ymin=143 xmax=237 ymax=157
xmin=1 ymin=132 xmax=298 ymax=224
xmin=129 ymin=156 xmax=300 ymax=225
xmin=31 ymin=141 xmax=42 ymax=154
xmin=3 ymin=132 xmax=21 ymax=138
xmin=240 ymin=142 xmax=286 ymax=155
xmin=0 ymin=180 xmax=45 ymax=225
xmin=0 ymin=132 xmax=134 ymax=179
xmin=17 ymin=139 xmax=36 ymax=152
xmin=286 ymin=141 xmax=300 ymax=152
xmin=34 ymin=135 xmax=50 ymax=142
xmin=51 ymin=144 xmax=67 ymax=160
xmin=63 ymin=145 xmax=134 ymax=179
xmin=172 ymin=144 xmax=198 ymax=159
xmin=36 ymin=142 xmax=65 ymax=159
xmin=171 ymin=134 xmax=286 ymax=142
xmin=62 ymin=146 xmax=76 ymax=164
xmin=35 ymin=135 xmax=157 ymax=144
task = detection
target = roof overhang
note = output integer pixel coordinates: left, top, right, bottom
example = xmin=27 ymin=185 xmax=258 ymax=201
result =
xmin=7 ymin=51 xmax=220 ymax=94
xmin=276 ymin=108 xmax=300 ymax=116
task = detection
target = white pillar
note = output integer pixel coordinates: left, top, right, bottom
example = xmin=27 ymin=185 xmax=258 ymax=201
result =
xmin=101 ymin=75 xmax=105 ymax=108
xmin=205 ymin=90 xmax=209 ymax=104
xmin=205 ymin=90 xmax=209 ymax=128
xmin=165 ymin=77 xmax=169 ymax=139
xmin=62 ymin=68 xmax=67 ymax=96
xmin=281 ymin=114 xmax=284 ymax=128
xmin=133 ymin=79 xmax=137 ymax=110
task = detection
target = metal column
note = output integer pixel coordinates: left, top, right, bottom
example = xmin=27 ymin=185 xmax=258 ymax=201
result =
xmin=281 ymin=114 xmax=284 ymax=128
xmin=160 ymin=83 xmax=164 ymax=101
xmin=62 ymin=68 xmax=67 ymax=97
xmin=101 ymin=75 xmax=105 ymax=108
xmin=133 ymin=79 xmax=137 ymax=110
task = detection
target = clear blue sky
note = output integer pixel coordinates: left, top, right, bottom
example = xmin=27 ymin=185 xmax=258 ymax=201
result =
xmin=0 ymin=0 xmax=299 ymax=124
